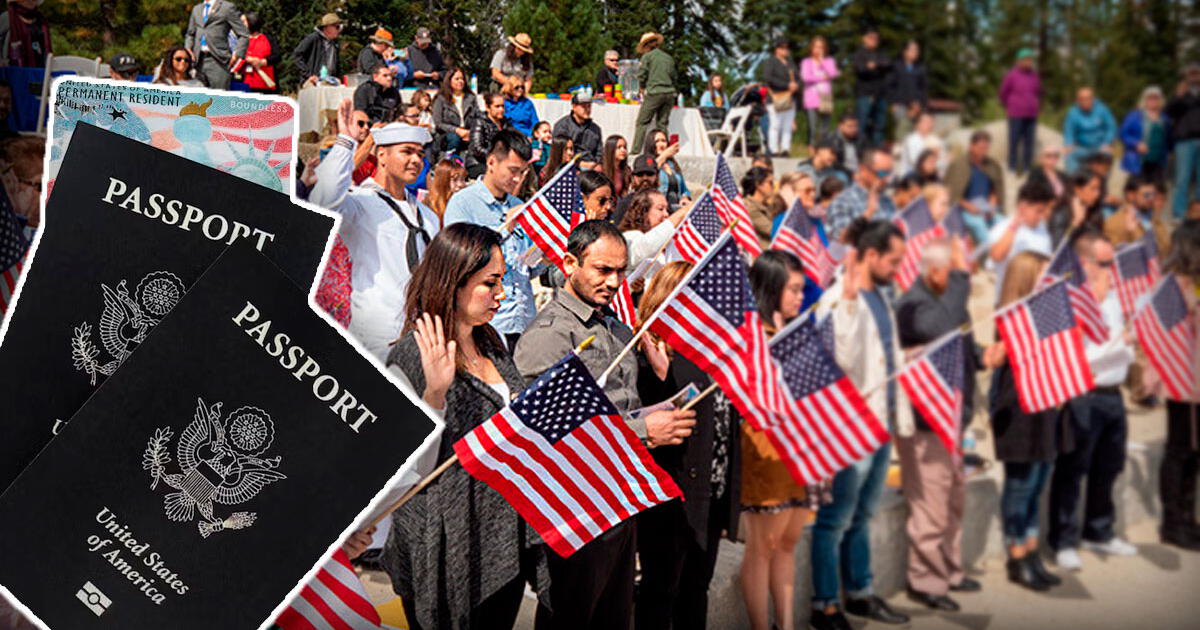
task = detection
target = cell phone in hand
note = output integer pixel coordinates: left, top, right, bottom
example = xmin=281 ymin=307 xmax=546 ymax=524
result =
xmin=670 ymin=133 xmax=679 ymax=145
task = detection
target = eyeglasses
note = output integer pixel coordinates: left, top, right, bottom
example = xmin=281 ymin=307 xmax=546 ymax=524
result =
xmin=874 ymin=170 xmax=892 ymax=179
xmin=1096 ymin=259 xmax=1113 ymax=268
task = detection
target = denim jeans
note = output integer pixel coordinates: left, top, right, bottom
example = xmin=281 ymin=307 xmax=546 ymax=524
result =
xmin=1001 ymin=460 xmax=1053 ymax=546
xmin=806 ymin=108 xmax=831 ymax=146
xmin=1173 ymin=138 xmax=1200 ymax=219
xmin=1007 ymin=117 xmax=1036 ymax=172
xmin=958 ymin=199 xmax=997 ymax=246
xmin=811 ymin=442 xmax=893 ymax=609
xmin=855 ymin=96 xmax=888 ymax=148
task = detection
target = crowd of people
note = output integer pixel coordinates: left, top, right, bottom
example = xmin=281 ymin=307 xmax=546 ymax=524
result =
xmin=0 ymin=3 xmax=1198 ymax=630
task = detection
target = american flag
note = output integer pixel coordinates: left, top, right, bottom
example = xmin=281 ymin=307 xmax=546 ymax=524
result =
xmin=611 ymin=279 xmax=637 ymax=329
xmin=1142 ymin=230 xmax=1161 ymax=276
xmin=771 ymin=200 xmax=837 ymax=288
xmin=1039 ymin=240 xmax=1109 ymax=345
xmin=893 ymin=197 xmax=947 ymax=292
xmin=1133 ymin=274 xmax=1197 ymax=402
xmin=765 ymin=315 xmax=889 ymax=485
xmin=995 ymin=281 xmax=1096 ymax=412
xmin=0 ymin=206 xmax=29 ymax=314
xmin=670 ymin=190 xmax=724 ymax=263
xmin=896 ymin=332 xmax=965 ymax=456
xmin=453 ymin=352 xmax=680 ymax=557
xmin=1113 ymin=242 xmax=1159 ymax=320
xmin=275 ymin=548 xmax=382 ymax=630
xmin=711 ymin=154 xmax=763 ymax=257
xmin=514 ymin=163 xmax=583 ymax=272
xmin=647 ymin=233 xmax=787 ymax=431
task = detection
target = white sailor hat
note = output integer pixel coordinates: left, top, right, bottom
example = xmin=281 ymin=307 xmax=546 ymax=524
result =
xmin=370 ymin=123 xmax=432 ymax=146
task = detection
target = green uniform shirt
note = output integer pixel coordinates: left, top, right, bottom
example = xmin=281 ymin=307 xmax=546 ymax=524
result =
xmin=637 ymin=48 xmax=677 ymax=95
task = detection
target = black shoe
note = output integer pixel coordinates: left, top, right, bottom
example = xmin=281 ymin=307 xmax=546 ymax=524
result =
xmin=1026 ymin=553 xmax=1062 ymax=586
xmin=950 ymin=576 xmax=982 ymax=592
xmin=845 ymin=595 xmax=910 ymax=624
xmin=809 ymin=608 xmax=853 ymax=630
xmin=1161 ymin=525 xmax=1200 ymax=551
xmin=1006 ymin=556 xmax=1050 ymax=591
xmin=907 ymin=587 xmax=960 ymax=611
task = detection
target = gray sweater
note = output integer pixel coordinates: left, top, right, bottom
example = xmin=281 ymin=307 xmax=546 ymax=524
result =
xmin=381 ymin=332 xmax=549 ymax=629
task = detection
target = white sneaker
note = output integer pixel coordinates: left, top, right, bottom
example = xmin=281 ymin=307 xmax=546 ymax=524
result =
xmin=1055 ymin=547 xmax=1083 ymax=571
xmin=1083 ymin=537 xmax=1138 ymax=556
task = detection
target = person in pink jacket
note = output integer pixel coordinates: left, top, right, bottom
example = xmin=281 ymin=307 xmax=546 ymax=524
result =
xmin=801 ymin=36 xmax=840 ymax=155
xmin=999 ymin=48 xmax=1042 ymax=174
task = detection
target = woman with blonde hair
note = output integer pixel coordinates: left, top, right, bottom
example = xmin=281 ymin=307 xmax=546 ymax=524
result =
xmin=987 ymin=250 xmax=1071 ymax=592
xmin=634 ymin=260 xmax=741 ymax=630
xmin=425 ymin=158 xmax=468 ymax=225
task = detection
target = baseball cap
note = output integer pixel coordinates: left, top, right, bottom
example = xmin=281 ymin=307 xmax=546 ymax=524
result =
xmin=109 ymin=52 xmax=138 ymax=74
xmin=415 ymin=27 xmax=432 ymax=45
xmin=632 ymin=154 xmax=658 ymax=175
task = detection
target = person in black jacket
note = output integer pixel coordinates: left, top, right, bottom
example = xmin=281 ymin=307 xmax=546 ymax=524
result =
xmin=407 ymin=27 xmax=446 ymax=89
xmin=852 ymin=28 xmax=891 ymax=148
xmin=988 ymin=249 xmax=1072 ymax=592
xmin=465 ymin=93 xmax=513 ymax=178
xmin=894 ymin=238 xmax=983 ymax=612
xmin=633 ymin=260 xmax=741 ymax=630
xmin=432 ymin=68 xmax=479 ymax=158
xmin=760 ymin=38 xmax=798 ymax=157
xmin=292 ymin=13 xmax=342 ymax=87
xmin=596 ymin=49 xmax=620 ymax=93
xmin=353 ymin=63 xmax=401 ymax=124
xmin=552 ymin=92 xmax=604 ymax=169
xmin=887 ymin=39 xmax=928 ymax=141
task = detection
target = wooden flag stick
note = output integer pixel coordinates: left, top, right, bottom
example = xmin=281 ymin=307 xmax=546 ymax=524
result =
xmin=680 ymin=382 xmax=721 ymax=411
xmin=366 ymin=335 xmax=598 ymax=528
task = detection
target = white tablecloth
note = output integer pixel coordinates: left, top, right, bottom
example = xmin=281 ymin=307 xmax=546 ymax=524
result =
xmin=297 ymin=85 xmax=714 ymax=157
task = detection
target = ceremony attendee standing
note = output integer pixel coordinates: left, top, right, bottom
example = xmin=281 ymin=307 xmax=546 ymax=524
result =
xmin=0 ymin=0 xmax=51 ymax=68
xmin=308 ymin=99 xmax=438 ymax=359
xmin=999 ymin=49 xmax=1041 ymax=173
xmin=433 ymin=68 xmax=478 ymax=157
xmin=988 ymin=250 xmax=1069 ymax=592
xmin=987 ymin=179 xmax=1057 ymax=303
xmin=826 ymin=148 xmax=896 ymax=242
xmin=184 ymin=0 xmax=249 ymax=90
xmin=514 ymin=220 xmax=696 ymax=630
xmin=444 ymin=130 xmax=537 ymax=349
xmin=852 ymin=28 xmax=891 ymax=148
xmin=1119 ymin=86 xmax=1170 ymax=183
xmin=741 ymin=251 xmax=823 ymax=630
xmin=240 ymin=12 xmax=279 ymax=93
xmin=887 ymin=40 xmax=928 ymax=141
xmin=1049 ymin=232 xmax=1137 ymax=572
xmin=292 ymin=13 xmax=342 ymax=87
xmin=1158 ymin=220 xmax=1200 ymax=550
xmin=800 ymin=36 xmax=838 ymax=155
xmin=407 ymin=27 xmax=446 ymax=89
xmin=634 ymin=260 xmax=740 ymax=630
xmin=489 ymin=33 xmax=534 ymax=93
xmin=633 ymin=32 xmax=677 ymax=154
xmin=945 ymin=130 xmax=1004 ymax=246
xmin=810 ymin=219 xmax=912 ymax=630
xmin=382 ymin=223 xmax=549 ymax=630
xmin=895 ymin=238 xmax=982 ymax=611
xmin=762 ymin=38 xmax=798 ymax=157
xmin=1167 ymin=64 xmax=1200 ymax=219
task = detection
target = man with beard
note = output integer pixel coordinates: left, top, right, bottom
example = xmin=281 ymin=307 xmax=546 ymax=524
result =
xmin=309 ymin=98 xmax=439 ymax=359
xmin=514 ymin=220 xmax=696 ymax=630
xmin=810 ymin=217 xmax=912 ymax=630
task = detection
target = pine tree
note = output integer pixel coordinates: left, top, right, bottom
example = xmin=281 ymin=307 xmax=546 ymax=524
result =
xmin=503 ymin=0 xmax=611 ymax=93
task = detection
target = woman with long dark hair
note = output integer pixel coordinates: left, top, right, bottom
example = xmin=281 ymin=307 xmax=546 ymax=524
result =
xmin=381 ymin=223 xmax=548 ymax=630
xmin=539 ymin=136 xmax=573 ymax=186
xmin=649 ymin=129 xmax=691 ymax=209
xmin=154 ymin=45 xmax=201 ymax=86
xmin=432 ymin=67 xmax=479 ymax=156
xmin=601 ymin=135 xmax=632 ymax=198
xmin=1049 ymin=170 xmax=1103 ymax=247
xmin=239 ymin=11 xmax=280 ymax=93
xmin=618 ymin=187 xmax=687 ymax=268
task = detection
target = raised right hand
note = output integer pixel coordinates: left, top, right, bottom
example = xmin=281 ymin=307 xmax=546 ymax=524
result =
xmin=645 ymin=408 xmax=697 ymax=448
xmin=414 ymin=313 xmax=457 ymax=410
xmin=336 ymin=97 xmax=354 ymax=137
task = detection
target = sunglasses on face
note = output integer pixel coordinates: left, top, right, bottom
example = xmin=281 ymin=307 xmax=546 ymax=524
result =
xmin=596 ymin=196 xmax=614 ymax=206
xmin=173 ymin=56 xmax=190 ymax=63
xmin=355 ymin=120 xmax=369 ymax=128
xmin=874 ymin=170 xmax=892 ymax=179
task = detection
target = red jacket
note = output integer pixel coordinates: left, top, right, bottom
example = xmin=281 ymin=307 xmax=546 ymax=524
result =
xmin=243 ymin=33 xmax=276 ymax=90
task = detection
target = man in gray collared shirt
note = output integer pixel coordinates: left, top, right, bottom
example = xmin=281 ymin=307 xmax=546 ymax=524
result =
xmin=514 ymin=220 xmax=694 ymax=630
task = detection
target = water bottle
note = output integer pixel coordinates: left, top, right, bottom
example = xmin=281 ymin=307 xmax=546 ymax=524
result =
xmin=470 ymin=74 xmax=478 ymax=93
